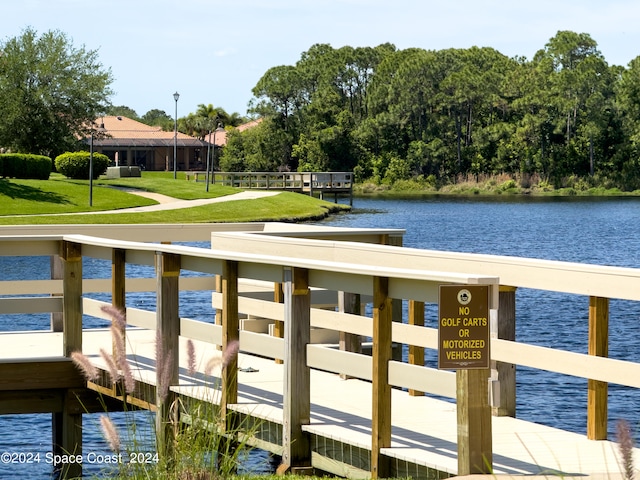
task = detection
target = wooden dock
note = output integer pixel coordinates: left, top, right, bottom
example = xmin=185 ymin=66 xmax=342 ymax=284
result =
xmin=1 ymin=222 xmax=640 ymax=479
xmin=186 ymin=171 xmax=354 ymax=204
xmin=0 ymin=328 xmax=632 ymax=478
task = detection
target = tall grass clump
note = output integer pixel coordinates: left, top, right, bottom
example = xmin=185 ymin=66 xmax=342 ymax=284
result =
xmin=617 ymin=419 xmax=635 ymax=480
xmin=70 ymin=304 xmax=258 ymax=479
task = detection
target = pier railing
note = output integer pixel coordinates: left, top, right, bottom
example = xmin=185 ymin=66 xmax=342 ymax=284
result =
xmin=185 ymin=171 xmax=354 ymax=203
xmin=0 ymin=223 xmax=497 ymax=478
xmin=2 ymin=223 xmax=640 ymax=477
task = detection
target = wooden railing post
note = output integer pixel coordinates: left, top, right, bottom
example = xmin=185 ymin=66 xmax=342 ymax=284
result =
xmin=371 ymin=276 xmax=391 ymax=479
xmin=457 ymin=283 xmax=496 ymax=475
xmin=58 ymin=240 xmax=83 ymax=479
xmin=155 ymin=251 xmax=181 ymax=458
xmin=338 ymin=291 xmax=361 ymax=380
xmin=50 ymin=254 xmax=63 ymax=332
xmin=280 ymin=267 xmax=312 ymax=473
xmin=408 ymin=299 xmax=425 ymax=396
xmin=384 ymin=235 xmax=403 ymax=362
xmin=493 ymin=286 xmax=516 ymax=416
xmin=112 ymin=248 xmax=126 ymax=310
xmin=273 ymin=282 xmax=284 ymax=364
xmin=588 ymin=296 xmax=609 ymax=440
xmin=457 ymin=368 xmax=492 ymax=474
xmin=112 ymin=249 xmax=126 ymax=364
xmin=61 ymin=241 xmax=83 ymax=357
xmin=221 ymin=260 xmax=239 ymax=425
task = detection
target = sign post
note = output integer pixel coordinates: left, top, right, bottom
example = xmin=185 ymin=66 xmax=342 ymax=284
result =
xmin=438 ymin=284 xmax=492 ymax=474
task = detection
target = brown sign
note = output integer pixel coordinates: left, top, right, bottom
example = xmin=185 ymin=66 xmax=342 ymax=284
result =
xmin=438 ymin=285 xmax=490 ymax=370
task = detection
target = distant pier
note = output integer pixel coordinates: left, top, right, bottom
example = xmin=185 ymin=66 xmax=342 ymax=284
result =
xmin=185 ymin=171 xmax=354 ymax=205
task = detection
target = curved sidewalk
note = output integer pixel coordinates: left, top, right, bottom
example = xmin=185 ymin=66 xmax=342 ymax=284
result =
xmin=103 ymin=189 xmax=281 ymax=214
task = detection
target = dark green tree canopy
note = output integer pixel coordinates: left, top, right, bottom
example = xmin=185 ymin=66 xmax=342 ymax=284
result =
xmin=0 ymin=27 xmax=113 ymax=156
xmin=224 ymin=32 xmax=640 ymax=190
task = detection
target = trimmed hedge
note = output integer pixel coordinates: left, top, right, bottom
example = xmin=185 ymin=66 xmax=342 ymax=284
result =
xmin=0 ymin=153 xmax=52 ymax=180
xmin=55 ymin=151 xmax=110 ymax=180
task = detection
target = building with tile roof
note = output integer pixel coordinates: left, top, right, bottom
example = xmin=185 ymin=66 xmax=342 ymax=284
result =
xmin=91 ymin=115 xmax=226 ymax=171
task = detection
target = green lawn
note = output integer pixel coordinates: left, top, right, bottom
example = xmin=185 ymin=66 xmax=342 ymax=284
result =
xmin=0 ymin=172 xmax=350 ymax=224
xmin=95 ymin=171 xmax=240 ymax=200
xmin=0 ymin=176 xmax=157 ymax=215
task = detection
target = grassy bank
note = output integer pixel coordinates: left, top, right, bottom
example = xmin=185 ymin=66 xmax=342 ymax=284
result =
xmin=0 ymin=172 xmax=349 ymax=225
xmin=356 ymin=173 xmax=640 ymax=197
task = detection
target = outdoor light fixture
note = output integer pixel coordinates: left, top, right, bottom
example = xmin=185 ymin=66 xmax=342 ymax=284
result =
xmin=206 ymin=122 xmax=225 ymax=192
xmin=89 ymin=121 xmax=106 ymax=206
xmin=209 ymin=124 xmax=225 ymax=191
xmin=173 ymin=91 xmax=180 ymax=179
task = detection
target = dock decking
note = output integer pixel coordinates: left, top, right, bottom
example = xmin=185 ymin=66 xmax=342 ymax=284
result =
xmin=0 ymin=328 xmax=634 ymax=479
xmin=2 ymin=222 xmax=640 ymax=479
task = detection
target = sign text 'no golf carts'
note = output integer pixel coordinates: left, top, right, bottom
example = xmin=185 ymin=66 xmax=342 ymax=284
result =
xmin=438 ymin=285 xmax=490 ymax=370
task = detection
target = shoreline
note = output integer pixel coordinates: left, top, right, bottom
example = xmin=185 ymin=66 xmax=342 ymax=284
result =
xmin=354 ymin=185 xmax=640 ymax=198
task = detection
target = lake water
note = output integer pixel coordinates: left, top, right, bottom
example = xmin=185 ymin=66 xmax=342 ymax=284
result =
xmin=317 ymin=195 xmax=640 ymax=439
xmin=2 ymin=195 xmax=640 ymax=478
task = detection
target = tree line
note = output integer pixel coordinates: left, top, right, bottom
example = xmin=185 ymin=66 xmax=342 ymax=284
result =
xmin=221 ymin=31 xmax=640 ymax=190
xmin=4 ymin=28 xmax=640 ymax=190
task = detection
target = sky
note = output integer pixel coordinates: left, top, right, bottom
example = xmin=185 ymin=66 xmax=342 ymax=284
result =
xmin=3 ymin=0 xmax=640 ymax=119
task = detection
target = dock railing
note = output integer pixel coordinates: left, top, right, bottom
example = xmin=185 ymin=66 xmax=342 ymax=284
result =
xmin=188 ymin=171 xmax=354 ymax=204
xmin=0 ymin=224 xmax=495 ymax=478
xmin=1 ymin=223 xmax=640 ymax=478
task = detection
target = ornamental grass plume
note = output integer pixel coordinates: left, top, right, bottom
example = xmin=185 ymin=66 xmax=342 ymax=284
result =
xmin=99 ymin=348 xmax=120 ymax=384
xmin=118 ymin=353 xmax=136 ymax=394
xmin=204 ymin=340 xmax=239 ymax=376
xmin=222 ymin=340 xmax=239 ymax=369
xmin=187 ymin=339 xmax=196 ymax=376
xmin=155 ymin=329 xmax=174 ymax=401
xmin=71 ymin=351 xmax=99 ymax=382
xmin=99 ymin=415 xmax=121 ymax=453
xmin=111 ymin=323 xmax=126 ymax=363
xmin=101 ymin=304 xmax=126 ymax=331
xmin=617 ymin=419 xmax=635 ymax=480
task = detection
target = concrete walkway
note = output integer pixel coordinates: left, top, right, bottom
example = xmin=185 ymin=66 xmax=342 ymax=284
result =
xmin=102 ymin=188 xmax=281 ymax=214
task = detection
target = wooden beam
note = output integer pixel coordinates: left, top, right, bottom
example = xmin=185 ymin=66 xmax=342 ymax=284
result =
xmin=338 ymin=291 xmax=361 ymax=380
xmin=221 ymin=260 xmax=239 ymax=426
xmin=112 ymin=248 xmax=126 ymax=362
xmin=53 ymin=388 xmax=83 ymax=479
xmin=384 ymin=234 xmax=404 ymax=363
xmin=0 ymin=359 xmax=84 ymax=391
xmin=282 ymin=267 xmax=311 ymax=469
xmin=457 ymin=368 xmax=492 ymax=474
xmin=112 ymin=248 xmax=126 ymax=309
xmin=371 ymin=276 xmax=391 ymax=479
xmin=588 ymin=296 xmax=609 ymax=440
xmin=408 ymin=299 xmax=425 ymax=396
xmin=0 ymin=296 xmax=62 ymax=314
xmin=273 ymin=282 xmax=284 ymax=364
xmin=50 ymin=254 xmax=63 ymax=331
xmin=494 ymin=286 xmax=516 ymax=416
xmin=61 ymin=241 xmax=82 ymax=357
xmin=0 ymin=389 xmax=63 ymax=414
xmin=155 ymin=251 xmax=181 ymax=458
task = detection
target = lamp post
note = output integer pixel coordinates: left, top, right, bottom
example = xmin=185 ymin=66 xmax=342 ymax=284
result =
xmin=89 ymin=121 xmax=106 ymax=206
xmin=206 ymin=128 xmax=212 ymax=192
xmin=173 ymin=91 xmax=180 ymax=179
xmin=209 ymin=124 xmax=225 ymax=191
xmin=89 ymin=132 xmax=95 ymax=206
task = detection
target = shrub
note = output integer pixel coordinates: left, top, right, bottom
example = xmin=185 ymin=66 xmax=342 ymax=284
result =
xmin=55 ymin=151 xmax=109 ymax=179
xmin=0 ymin=153 xmax=52 ymax=180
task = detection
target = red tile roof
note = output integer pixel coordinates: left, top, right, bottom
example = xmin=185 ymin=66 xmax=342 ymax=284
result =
xmin=93 ymin=116 xmax=224 ymax=147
